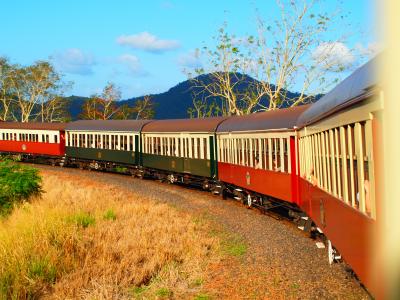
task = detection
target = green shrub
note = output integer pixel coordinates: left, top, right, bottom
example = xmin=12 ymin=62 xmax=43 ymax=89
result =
xmin=103 ymin=209 xmax=117 ymax=221
xmin=220 ymin=234 xmax=247 ymax=257
xmin=194 ymin=293 xmax=211 ymax=300
xmin=27 ymin=257 xmax=57 ymax=284
xmin=156 ymin=287 xmax=172 ymax=298
xmin=68 ymin=212 xmax=96 ymax=228
xmin=128 ymin=285 xmax=148 ymax=297
xmin=0 ymin=160 xmax=42 ymax=216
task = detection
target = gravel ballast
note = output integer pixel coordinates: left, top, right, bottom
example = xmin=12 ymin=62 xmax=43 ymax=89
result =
xmin=35 ymin=165 xmax=371 ymax=299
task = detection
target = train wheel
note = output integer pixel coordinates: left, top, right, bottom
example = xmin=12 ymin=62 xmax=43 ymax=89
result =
xmin=202 ymin=180 xmax=210 ymax=190
xmin=167 ymin=174 xmax=174 ymax=184
xmin=247 ymin=194 xmax=252 ymax=208
xmin=327 ymin=240 xmax=341 ymax=264
xmin=221 ymin=188 xmax=227 ymax=200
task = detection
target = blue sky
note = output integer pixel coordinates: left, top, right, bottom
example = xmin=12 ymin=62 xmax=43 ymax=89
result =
xmin=0 ymin=0 xmax=377 ymax=99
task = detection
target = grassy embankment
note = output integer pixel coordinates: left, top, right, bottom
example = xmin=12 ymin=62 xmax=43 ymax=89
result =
xmin=0 ymin=169 xmax=220 ymax=299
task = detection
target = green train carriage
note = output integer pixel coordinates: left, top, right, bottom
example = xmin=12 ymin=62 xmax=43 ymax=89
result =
xmin=140 ymin=118 xmax=226 ymax=184
xmin=65 ymin=120 xmax=151 ymax=173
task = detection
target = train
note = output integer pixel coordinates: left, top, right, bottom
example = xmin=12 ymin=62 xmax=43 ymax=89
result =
xmin=0 ymin=56 xmax=382 ymax=297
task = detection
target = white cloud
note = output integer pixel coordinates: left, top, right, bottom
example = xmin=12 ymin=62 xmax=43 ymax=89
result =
xmin=312 ymin=42 xmax=355 ymax=71
xmin=116 ymin=32 xmax=180 ymax=53
xmin=355 ymin=42 xmax=382 ymax=57
xmin=53 ymin=48 xmax=95 ymax=75
xmin=118 ymin=54 xmax=140 ymax=71
xmin=177 ymin=50 xmax=202 ymax=69
xmin=118 ymin=54 xmax=148 ymax=76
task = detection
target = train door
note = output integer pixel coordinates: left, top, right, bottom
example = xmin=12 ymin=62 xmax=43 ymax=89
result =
xmin=135 ymin=134 xmax=140 ymax=165
xmin=209 ymin=135 xmax=217 ymax=178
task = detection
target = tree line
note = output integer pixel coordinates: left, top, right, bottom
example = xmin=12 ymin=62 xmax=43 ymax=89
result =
xmin=186 ymin=0 xmax=364 ymax=118
xmin=0 ymin=58 xmax=154 ymax=122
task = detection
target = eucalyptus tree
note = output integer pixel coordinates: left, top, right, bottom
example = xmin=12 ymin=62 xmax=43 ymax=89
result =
xmin=187 ymin=0 xmax=359 ymax=116
xmin=0 ymin=58 xmax=15 ymax=121
xmin=4 ymin=60 xmax=68 ymax=122
xmin=80 ymin=83 xmax=121 ymax=120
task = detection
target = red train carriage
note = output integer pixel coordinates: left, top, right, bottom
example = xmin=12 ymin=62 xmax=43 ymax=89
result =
xmin=215 ymin=105 xmax=309 ymax=205
xmin=0 ymin=122 xmax=66 ymax=158
xmin=296 ymin=56 xmax=382 ymax=297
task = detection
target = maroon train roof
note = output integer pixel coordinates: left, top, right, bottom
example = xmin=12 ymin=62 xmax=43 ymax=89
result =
xmin=66 ymin=120 xmax=153 ymax=132
xmin=0 ymin=122 xmax=66 ymax=131
xmin=142 ymin=117 xmax=227 ymax=133
xmin=217 ymin=105 xmax=310 ymax=133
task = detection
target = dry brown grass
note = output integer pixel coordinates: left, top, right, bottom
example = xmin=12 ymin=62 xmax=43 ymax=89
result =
xmin=0 ymin=170 xmax=217 ymax=299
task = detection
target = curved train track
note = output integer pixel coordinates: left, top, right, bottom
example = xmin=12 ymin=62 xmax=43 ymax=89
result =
xmin=34 ymin=164 xmax=371 ymax=299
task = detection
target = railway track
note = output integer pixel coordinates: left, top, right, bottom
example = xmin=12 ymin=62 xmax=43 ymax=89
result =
xmin=32 ymin=164 xmax=371 ymax=299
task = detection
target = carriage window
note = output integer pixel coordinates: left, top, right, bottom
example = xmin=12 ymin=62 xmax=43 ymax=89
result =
xmin=182 ymin=138 xmax=186 ymax=157
xmin=169 ymin=137 xmax=172 ymax=156
xmin=123 ymin=135 xmax=128 ymax=151
xmin=157 ymin=137 xmax=161 ymax=154
xmin=94 ymin=135 xmax=98 ymax=148
xmin=149 ymin=136 xmax=152 ymax=154
xmin=226 ymin=139 xmax=230 ymax=163
xmin=87 ymin=134 xmax=92 ymax=148
xmin=119 ymin=136 xmax=123 ymax=150
xmin=54 ymin=135 xmax=58 ymax=144
xmin=195 ymin=138 xmax=200 ymax=159
xmin=129 ymin=136 xmax=134 ymax=151
xmin=110 ymin=135 xmax=115 ymax=150
xmin=237 ymin=139 xmax=242 ymax=166
xmin=167 ymin=137 xmax=171 ymax=156
xmin=114 ymin=135 xmax=118 ymax=150
xmin=300 ymin=120 xmax=375 ymax=219
xmin=176 ymin=138 xmax=180 ymax=157
xmin=101 ymin=135 xmax=105 ymax=149
xmin=163 ymin=137 xmax=167 ymax=155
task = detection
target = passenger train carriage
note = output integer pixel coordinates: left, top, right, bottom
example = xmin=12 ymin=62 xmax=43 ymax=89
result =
xmin=65 ymin=120 xmax=151 ymax=173
xmin=141 ymin=118 xmax=225 ymax=184
xmin=296 ymin=57 xmax=382 ymax=297
xmin=0 ymin=56 xmax=383 ymax=298
xmin=216 ymin=105 xmax=309 ymax=205
xmin=0 ymin=122 xmax=65 ymax=162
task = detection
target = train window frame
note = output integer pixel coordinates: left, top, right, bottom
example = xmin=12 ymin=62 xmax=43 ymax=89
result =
xmin=300 ymin=119 xmax=375 ymax=219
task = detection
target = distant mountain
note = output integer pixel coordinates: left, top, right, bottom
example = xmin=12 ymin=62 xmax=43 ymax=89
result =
xmin=64 ymin=73 xmax=318 ymax=120
xmin=64 ymin=95 xmax=90 ymax=120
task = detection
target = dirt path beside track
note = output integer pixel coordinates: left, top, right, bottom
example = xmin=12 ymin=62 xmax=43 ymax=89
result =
xmin=36 ymin=165 xmax=370 ymax=299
